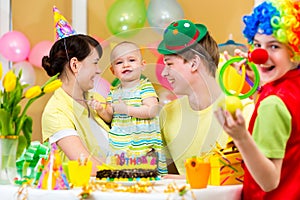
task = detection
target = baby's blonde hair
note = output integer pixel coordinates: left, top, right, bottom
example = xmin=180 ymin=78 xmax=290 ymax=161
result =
xmin=110 ymin=41 xmax=142 ymax=64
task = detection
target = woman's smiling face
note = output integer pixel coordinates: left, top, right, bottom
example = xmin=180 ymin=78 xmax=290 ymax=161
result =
xmin=76 ymin=47 xmax=101 ymax=91
xmin=253 ymin=34 xmax=297 ymax=84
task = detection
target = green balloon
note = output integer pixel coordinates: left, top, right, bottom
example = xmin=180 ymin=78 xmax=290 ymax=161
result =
xmin=111 ymin=74 xmax=147 ymax=87
xmin=106 ymin=0 xmax=147 ymax=37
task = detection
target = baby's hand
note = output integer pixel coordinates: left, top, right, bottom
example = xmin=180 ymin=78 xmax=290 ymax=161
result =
xmin=88 ymin=99 xmax=105 ymax=112
xmin=112 ymin=98 xmax=128 ymax=114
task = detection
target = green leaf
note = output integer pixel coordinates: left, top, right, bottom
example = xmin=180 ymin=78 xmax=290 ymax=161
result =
xmin=12 ymin=83 xmax=23 ymax=106
xmin=22 ymin=116 xmax=32 ymax=148
xmin=6 ymin=81 xmax=22 ymax=111
xmin=17 ymin=135 xmax=27 ymax=159
xmin=12 ymin=104 xmax=21 ymax=121
xmin=0 ymin=108 xmax=14 ymax=135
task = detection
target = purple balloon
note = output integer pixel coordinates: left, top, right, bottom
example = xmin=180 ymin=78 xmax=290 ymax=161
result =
xmin=0 ymin=31 xmax=30 ymax=62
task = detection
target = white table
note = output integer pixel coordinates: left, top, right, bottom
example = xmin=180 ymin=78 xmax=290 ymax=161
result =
xmin=0 ymin=179 xmax=242 ymax=200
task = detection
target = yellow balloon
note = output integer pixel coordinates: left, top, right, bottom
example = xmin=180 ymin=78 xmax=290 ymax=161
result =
xmin=217 ymin=53 xmax=250 ymax=95
xmin=223 ymin=66 xmax=245 ymax=93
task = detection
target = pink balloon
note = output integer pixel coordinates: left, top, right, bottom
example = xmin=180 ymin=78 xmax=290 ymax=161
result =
xmin=93 ymin=35 xmax=109 ymax=49
xmin=93 ymin=76 xmax=111 ymax=98
xmin=0 ymin=31 xmax=30 ymax=62
xmin=155 ymin=55 xmax=173 ymax=90
xmin=147 ymin=41 xmax=160 ymax=57
xmin=29 ymin=41 xmax=53 ymax=68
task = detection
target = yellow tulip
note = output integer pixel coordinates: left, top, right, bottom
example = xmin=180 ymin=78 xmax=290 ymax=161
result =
xmin=25 ymin=86 xmax=42 ymax=99
xmin=3 ymin=70 xmax=17 ymax=92
xmin=43 ymin=79 xmax=62 ymax=93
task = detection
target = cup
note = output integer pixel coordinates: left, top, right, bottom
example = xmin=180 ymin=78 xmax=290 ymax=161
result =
xmin=185 ymin=158 xmax=211 ymax=189
xmin=62 ymin=162 xmax=70 ymax=181
xmin=68 ymin=160 xmax=92 ymax=187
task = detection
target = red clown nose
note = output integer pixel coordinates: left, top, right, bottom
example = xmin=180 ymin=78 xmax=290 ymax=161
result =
xmin=248 ymin=48 xmax=269 ymax=64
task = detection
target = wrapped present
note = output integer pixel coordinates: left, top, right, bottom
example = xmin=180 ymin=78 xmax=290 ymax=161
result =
xmin=209 ymin=151 xmax=244 ymax=186
xmin=15 ymin=141 xmax=50 ymax=185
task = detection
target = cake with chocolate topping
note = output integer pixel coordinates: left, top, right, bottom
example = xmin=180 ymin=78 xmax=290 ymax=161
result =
xmin=96 ymin=168 xmax=159 ymax=180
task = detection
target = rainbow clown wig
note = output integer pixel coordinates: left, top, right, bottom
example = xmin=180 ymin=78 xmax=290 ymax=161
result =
xmin=243 ymin=0 xmax=300 ymax=61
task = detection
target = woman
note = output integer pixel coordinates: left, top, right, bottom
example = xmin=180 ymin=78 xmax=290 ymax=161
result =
xmin=41 ymin=34 xmax=110 ymax=175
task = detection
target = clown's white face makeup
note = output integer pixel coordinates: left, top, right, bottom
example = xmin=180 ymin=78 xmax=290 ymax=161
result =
xmin=253 ymin=34 xmax=297 ymax=84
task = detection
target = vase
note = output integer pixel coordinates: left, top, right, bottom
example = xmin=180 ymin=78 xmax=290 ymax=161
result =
xmin=0 ymin=136 xmax=18 ymax=185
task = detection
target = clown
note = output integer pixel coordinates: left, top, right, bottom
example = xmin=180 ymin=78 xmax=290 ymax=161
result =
xmin=215 ymin=0 xmax=300 ymax=199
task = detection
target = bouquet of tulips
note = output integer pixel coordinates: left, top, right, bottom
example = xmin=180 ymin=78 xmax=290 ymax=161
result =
xmin=0 ymin=62 xmax=62 ymax=157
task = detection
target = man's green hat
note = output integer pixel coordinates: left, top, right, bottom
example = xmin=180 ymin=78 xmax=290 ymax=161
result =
xmin=158 ymin=19 xmax=207 ymax=55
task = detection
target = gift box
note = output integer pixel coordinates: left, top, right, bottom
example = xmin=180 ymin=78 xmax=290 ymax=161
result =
xmin=209 ymin=152 xmax=244 ymax=186
xmin=15 ymin=141 xmax=50 ymax=185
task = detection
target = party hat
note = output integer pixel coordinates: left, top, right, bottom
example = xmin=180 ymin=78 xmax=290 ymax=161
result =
xmin=53 ymin=6 xmax=76 ymax=40
xmin=37 ymin=143 xmax=70 ymax=190
xmin=218 ymin=34 xmax=247 ymax=55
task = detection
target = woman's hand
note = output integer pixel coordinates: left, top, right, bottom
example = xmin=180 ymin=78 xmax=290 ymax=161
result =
xmin=162 ymin=174 xmax=186 ymax=179
xmin=88 ymin=99 xmax=105 ymax=112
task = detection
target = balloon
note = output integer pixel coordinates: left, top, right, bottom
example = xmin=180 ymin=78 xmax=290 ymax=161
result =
xmin=152 ymin=83 xmax=177 ymax=106
xmin=13 ymin=61 xmax=36 ymax=86
xmin=222 ymin=64 xmax=251 ymax=95
xmin=93 ymin=35 xmax=109 ymax=49
xmin=218 ymin=57 xmax=260 ymax=99
xmin=147 ymin=0 xmax=184 ymax=34
xmin=155 ymin=55 xmax=173 ymax=90
xmin=111 ymin=74 xmax=147 ymax=87
xmin=0 ymin=31 xmax=30 ymax=62
xmin=147 ymin=41 xmax=160 ymax=57
xmin=28 ymin=41 xmax=53 ymax=68
xmin=106 ymin=0 xmax=147 ymax=38
xmin=93 ymin=76 xmax=111 ymax=98
xmin=218 ymin=53 xmax=251 ymax=94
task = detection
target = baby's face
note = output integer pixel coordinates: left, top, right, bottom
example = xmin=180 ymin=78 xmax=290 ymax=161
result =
xmin=110 ymin=44 xmax=145 ymax=83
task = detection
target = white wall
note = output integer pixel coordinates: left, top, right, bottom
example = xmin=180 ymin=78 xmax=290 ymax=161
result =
xmin=0 ymin=0 xmax=11 ymax=75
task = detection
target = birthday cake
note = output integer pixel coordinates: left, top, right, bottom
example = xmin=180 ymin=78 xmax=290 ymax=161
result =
xmin=96 ymin=150 xmax=160 ymax=181
xmin=96 ymin=169 xmax=158 ymax=180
